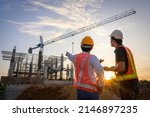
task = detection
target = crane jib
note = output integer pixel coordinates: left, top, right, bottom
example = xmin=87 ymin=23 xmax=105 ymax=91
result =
xmin=29 ymin=9 xmax=136 ymax=53
xmin=44 ymin=9 xmax=136 ymax=46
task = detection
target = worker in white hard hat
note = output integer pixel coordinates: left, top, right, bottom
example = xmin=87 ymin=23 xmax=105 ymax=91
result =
xmin=66 ymin=36 xmax=104 ymax=100
xmin=104 ymin=30 xmax=139 ymax=100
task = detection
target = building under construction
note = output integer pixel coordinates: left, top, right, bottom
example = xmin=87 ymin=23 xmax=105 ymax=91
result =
xmin=0 ymin=46 xmax=73 ymax=84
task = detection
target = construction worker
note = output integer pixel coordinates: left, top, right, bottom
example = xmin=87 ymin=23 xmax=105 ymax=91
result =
xmin=66 ymin=36 xmax=104 ymax=100
xmin=104 ymin=30 xmax=140 ymax=100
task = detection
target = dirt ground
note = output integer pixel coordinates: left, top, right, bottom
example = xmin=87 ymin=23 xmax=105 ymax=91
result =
xmin=15 ymin=80 xmax=150 ymax=100
xmin=14 ymin=85 xmax=127 ymax=100
xmin=16 ymin=85 xmax=76 ymax=100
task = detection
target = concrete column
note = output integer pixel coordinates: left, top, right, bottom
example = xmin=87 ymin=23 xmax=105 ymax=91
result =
xmin=55 ymin=58 xmax=58 ymax=80
xmin=66 ymin=64 xmax=69 ymax=80
xmin=60 ymin=54 xmax=63 ymax=80
xmin=44 ymin=64 xmax=48 ymax=81
xmin=8 ymin=46 xmax=16 ymax=78
xmin=70 ymin=64 xmax=74 ymax=84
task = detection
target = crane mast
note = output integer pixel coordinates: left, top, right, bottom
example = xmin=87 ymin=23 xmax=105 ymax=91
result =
xmin=28 ymin=9 xmax=136 ymax=53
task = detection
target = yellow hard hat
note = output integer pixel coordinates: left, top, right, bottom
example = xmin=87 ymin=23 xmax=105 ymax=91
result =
xmin=81 ymin=36 xmax=94 ymax=46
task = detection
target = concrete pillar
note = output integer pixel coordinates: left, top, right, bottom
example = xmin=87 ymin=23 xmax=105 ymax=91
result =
xmin=60 ymin=54 xmax=63 ymax=80
xmin=70 ymin=64 xmax=74 ymax=84
xmin=55 ymin=58 xmax=58 ymax=80
xmin=44 ymin=64 xmax=48 ymax=80
xmin=8 ymin=46 xmax=16 ymax=78
xmin=29 ymin=55 xmax=33 ymax=78
xmin=50 ymin=59 xmax=53 ymax=79
xmin=66 ymin=64 xmax=69 ymax=80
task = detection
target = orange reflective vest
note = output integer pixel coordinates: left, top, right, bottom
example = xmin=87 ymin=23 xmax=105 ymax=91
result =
xmin=73 ymin=52 xmax=98 ymax=92
xmin=116 ymin=45 xmax=138 ymax=81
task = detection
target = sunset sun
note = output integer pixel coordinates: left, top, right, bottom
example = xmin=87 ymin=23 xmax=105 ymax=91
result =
xmin=104 ymin=72 xmax=115 ymax=80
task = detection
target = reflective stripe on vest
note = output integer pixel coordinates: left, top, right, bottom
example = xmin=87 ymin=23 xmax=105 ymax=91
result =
xmin=116 ymin=46 xmax=138 ymax=81
xmin=75 ymin=82 xmax=98 ymax=92
xmin=74 ymin=53 xmax=98 ymax=92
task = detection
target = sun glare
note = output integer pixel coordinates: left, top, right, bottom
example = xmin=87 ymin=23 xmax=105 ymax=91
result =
xmin=104 ymin=72 xmax=115 ymax=80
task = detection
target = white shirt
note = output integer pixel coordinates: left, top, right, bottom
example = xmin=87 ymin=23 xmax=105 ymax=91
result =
xmin=67 ymin=51 xmax=104 ymax=87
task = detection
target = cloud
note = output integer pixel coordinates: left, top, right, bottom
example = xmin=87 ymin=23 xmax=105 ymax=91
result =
xmin=5 ymin=19 xmax=63 ymax=39
xmin=32 ymin=0 xmax=104 ymax=23
xmin=5 ymin=16 xmax=80 ymax=38
xmin=36 ymin=16 xmax=77 ymax=29
xmin=5 ymin=0 xmax=105 ymax=40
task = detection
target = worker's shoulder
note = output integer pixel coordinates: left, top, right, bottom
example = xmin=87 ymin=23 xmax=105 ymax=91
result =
xmin=116 ymin=46 xmax=126 ymax=50
xmin=90 ymin=54 xmax=99 ymax=60
xmin=90 ymin=54 xmax=97 ymax=57
xmin=115 ymin=46 xmax=126 ymax=54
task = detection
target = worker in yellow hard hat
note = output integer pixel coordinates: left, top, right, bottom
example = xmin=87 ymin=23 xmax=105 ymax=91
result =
xmin=104 ymin=30 xmax=140 ymax=100
xmin=81 ymin=35 xmax=94 ymax=45
xmin=66 ymin=36 xmax=104 ymax=100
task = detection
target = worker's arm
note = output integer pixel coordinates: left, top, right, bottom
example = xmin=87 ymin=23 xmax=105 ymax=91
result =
xmin=66 ymin=51 xmax=75 ymax=63
xmin=104 ymin=61 xmax=125 ymax=72
xmin=90 ymin=55 xmax=105 ymax=94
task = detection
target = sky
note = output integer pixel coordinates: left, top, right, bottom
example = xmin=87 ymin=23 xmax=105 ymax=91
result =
xmin=0 ymin=0 xmax=150 ymax=80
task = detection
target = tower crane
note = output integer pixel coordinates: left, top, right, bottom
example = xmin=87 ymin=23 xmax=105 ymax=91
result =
xmin=28 ymin=9 xmax=136 ymax=54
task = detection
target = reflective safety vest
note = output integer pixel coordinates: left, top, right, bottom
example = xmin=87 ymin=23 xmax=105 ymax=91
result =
xmin=73 ymin=53 xmax=98 ymax=92
xmin=115 ymin=45 xmax=138 ymax=81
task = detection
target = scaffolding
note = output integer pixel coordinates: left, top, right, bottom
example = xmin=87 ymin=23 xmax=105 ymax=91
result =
xmin=1 ymin=47 xmax=73 ymax=84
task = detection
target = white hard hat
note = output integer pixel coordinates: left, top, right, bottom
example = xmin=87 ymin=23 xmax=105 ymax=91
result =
xmin=110 ymin=30 xmax=123 ymax=40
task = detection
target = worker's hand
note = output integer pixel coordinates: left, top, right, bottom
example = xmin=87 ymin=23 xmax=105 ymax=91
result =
xmin=99 ymin=59 xmax=104 ymax=63
xmin=103 ymin=66 xmax=110 ymax=71
xmin=65 ymin=52 xmax=68 ymax=56
xmin=109 ymin=66 xmax=116 ymax=71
